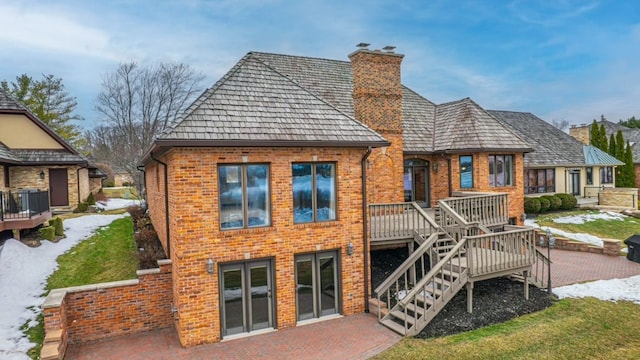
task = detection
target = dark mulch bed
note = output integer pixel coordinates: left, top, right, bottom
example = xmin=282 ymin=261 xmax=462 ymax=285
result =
xmin=371 ymin=248 xmax=556 ymax=339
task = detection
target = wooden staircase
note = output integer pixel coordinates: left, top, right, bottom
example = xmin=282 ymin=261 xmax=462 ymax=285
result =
xmin=371 ymin=193 xmax=540 ymax=336
xmin=379 ymin=238 xmax=469 ymax=336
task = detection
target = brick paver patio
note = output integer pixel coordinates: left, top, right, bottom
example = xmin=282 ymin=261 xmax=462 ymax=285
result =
xmin=65 ymin=250 xmax=640 ymax=360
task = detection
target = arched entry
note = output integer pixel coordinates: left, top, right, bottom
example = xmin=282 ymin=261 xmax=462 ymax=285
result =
xmin=404 ymin=159 xmax=430 ymax=208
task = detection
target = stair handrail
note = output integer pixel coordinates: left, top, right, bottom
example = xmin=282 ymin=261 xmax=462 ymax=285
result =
xmin=531 ymin=248 xmax=551 ymax=289
xmin=410 ymin=202 xmax=440 ymax=231
xmin=374 ymin=232 xmax=440 ymax=297
xmin=399 ymin=238 xmax=468 ymax=307
xmin=437 ymin=200 xmax=480 ymax=240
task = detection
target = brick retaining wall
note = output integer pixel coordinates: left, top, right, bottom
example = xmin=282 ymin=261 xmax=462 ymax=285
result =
xmin=41 ymin=260 xmax=173 ymax=360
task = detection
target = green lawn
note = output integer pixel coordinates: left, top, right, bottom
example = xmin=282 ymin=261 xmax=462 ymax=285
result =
xmin=376 ymin=209 xmax=640 ymax=359
xmin=374 ymin=298 xmax=640 ymax=359
xmin=533 ymin=210 xmax=640 ymax=241
xmin=26 ymin=215 xmax=138 ymax=359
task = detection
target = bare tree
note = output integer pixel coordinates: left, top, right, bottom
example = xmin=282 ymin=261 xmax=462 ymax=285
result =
xmin=92 ymin=61 xmax=205 ymax=177
xmin=551 ymin=119 xmax=570 ymax=131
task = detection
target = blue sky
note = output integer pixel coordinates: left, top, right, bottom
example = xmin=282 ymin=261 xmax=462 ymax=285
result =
xmin=1 ymin=0 xmax=639 ymax=130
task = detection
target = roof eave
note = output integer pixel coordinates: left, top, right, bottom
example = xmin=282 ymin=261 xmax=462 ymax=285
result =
xmin=140 ymin=138 xmax=390 ymax=167
xmin=443 ymin=147 xmax=534 ymax=154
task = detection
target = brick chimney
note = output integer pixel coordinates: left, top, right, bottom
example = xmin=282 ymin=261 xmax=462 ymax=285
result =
xmin=350 ymin=44 xmax=405 ymax=203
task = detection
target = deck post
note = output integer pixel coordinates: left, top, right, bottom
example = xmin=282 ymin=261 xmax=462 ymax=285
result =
xmin=408 ymin=242 xmax=416 ymax=285
xmin=523 ymin=270 xmax=529 ymax=300
xmin=466 ymin=281 xmax=473 ymax=313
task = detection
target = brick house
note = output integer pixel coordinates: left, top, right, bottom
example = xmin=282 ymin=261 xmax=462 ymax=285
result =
xmin=141 ymin=46 xmax=533 ymax=346
xmin=491 ymin=111 xmax=624 ymax=198
xmin=0 ymin=89 xmax=98 ymax=233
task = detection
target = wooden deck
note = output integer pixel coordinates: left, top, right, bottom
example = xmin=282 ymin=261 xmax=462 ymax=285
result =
xmin=370 ymin=193 xmax=545 ymax=336
xmin=0 ymin=211 xmax=52 ymax=232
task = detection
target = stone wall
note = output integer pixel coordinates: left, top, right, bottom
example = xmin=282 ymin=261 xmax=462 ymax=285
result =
xmin=599 ymin=188 xmax=638 ymax=209
xmin=41 ymin=260 xmax=173 ymax=359
xmin=535 ymin=229 xmax=621 ymax=256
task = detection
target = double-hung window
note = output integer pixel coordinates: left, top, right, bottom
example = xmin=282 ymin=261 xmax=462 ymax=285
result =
xmin=292 ymin=163 xmax=337 ymax=223
xmin=218 ymin=164 xmax=270 ymax=230
xmin=489 ymin=155 xmax=514 ymax=187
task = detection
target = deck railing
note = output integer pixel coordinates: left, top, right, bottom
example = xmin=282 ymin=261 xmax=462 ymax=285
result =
xmin=369 ymin=202 xmax=439 ymax=242
xmin=464 ymin=226 xmax=536 ymax=278
xmin=374 ymin=233 xmax=440 ymax=319
xmin=441 ymin=193 xmax=509 ymax=228
xmin=0 ymin=190 xmax=50 ymax=221
xmin=392 ymin=238 xmax=470 ymax=336
xmin=437 ymin=200 xmax=481 ymax=241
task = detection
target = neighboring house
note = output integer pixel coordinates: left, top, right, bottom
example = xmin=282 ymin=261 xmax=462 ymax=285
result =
xmin=0 ymin=89 xmax=94 ymax=233
xmin=570 ymin=120 xmax=640 ymax=190
xmin=113 ymin=167 xmax=135 ymax=187
xmin=490 ymin=111 xmax=624 ymax=198
xmin=141 ymin=46 xmax=533 ymax=346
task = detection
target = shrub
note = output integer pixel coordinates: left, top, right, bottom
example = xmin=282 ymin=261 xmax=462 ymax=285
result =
xmin=542 ymin=195 xmax=562 ymax=211
xmin=135 ymin=227 xmax=166 ymax=269
xmin=74 ymin=202 xmax=89 ymax=213
xmin=51 ymin=217 xmax=64 ymax=236
xmin=556 ymin=193 xmax=578 ymax=210
xmin=524 ymin=197 xmax=541 ymax=213
xmin=538 ymin=197 xmax=551 ymax=212
xmin=39 ymin=226 xmax=55 ymax=241
xmin=86 ymin=192 xmax=96 ymax=205
xmin=127 ymin=205 xmax=146 ymax=229
xmin=104 ymin=180 xmax=115 ymax=187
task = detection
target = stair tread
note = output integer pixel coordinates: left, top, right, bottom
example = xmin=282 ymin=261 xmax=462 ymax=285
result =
xmin=404 ymin=302 xmax=426 ymax=315
xmin=389 ymin=310 xmax=416 ymax=324
xmin=381 ymin=318 xmax=408 ymax=335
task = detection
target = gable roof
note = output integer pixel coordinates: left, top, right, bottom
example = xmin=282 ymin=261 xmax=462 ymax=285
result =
xmin=0 ymin=88 xmax=87 ymax=166
xmin=150 ymin=51 xmax=532 ymax=160
xmin=156 ymin=53 xmax=389 ymax=148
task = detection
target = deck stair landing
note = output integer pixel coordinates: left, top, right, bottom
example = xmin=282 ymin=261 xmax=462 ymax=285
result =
xmin=371 ymin=193 xmax=541 ymax=336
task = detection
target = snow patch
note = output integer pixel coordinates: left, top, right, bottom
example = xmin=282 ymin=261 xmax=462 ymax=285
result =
xmin=554 ymin=275 xmax=640 ymax=304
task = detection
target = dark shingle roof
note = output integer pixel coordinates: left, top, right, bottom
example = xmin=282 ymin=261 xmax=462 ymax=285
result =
xmin=10 ymin=150 xmax=87 ymax=164
xmin=159 ymin=53 xmax=388 ymax=147
xmin=157 ymin=51 xmax=531 ymax=154
xmin=0 ymin=142 xmax=19 ymax=163
xmin=0 ymin=88 xmax=28 ymax=111
xmin=434 ymin=100 xmax=531 ymax=153
xmin=489 ymin=110 xmax=586 ymax=167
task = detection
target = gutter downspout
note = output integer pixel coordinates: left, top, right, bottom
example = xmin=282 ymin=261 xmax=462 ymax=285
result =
xmin=150 ymin=153 xmax=171 ymax=259
xmin=136 ymin=165 xmax=146 ymax=206
xmin=361 ymin=147 xmax=372 ymax=313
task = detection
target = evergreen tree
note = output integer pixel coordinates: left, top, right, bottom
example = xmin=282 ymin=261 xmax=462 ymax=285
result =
xmin=1 ymin=74 xmax=83 ymax=148
xmin=619 ymin=116 xmax=640 ymax=129
xmin=615 ymin=130 xmax=625 ymax=161
xmin=590 ymin=120 xmax=601 ymax=148
xmin=625 ymin=143 xmax=637 ymax=187
xmin=617 ymin=142 xmax=637 ymax=187
xmin=608 ymin=133 xmax=616 ymax=157
xmin=599 ymin=124 xmax=608 ymax=152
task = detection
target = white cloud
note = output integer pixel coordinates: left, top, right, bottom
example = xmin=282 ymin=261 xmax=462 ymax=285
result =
xmin=0 ymin=3 xmax=114 ymax=60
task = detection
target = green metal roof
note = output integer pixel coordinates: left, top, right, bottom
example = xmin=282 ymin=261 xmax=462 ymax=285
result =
xmin=583 ymin=145 xmax=625 ymax=166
